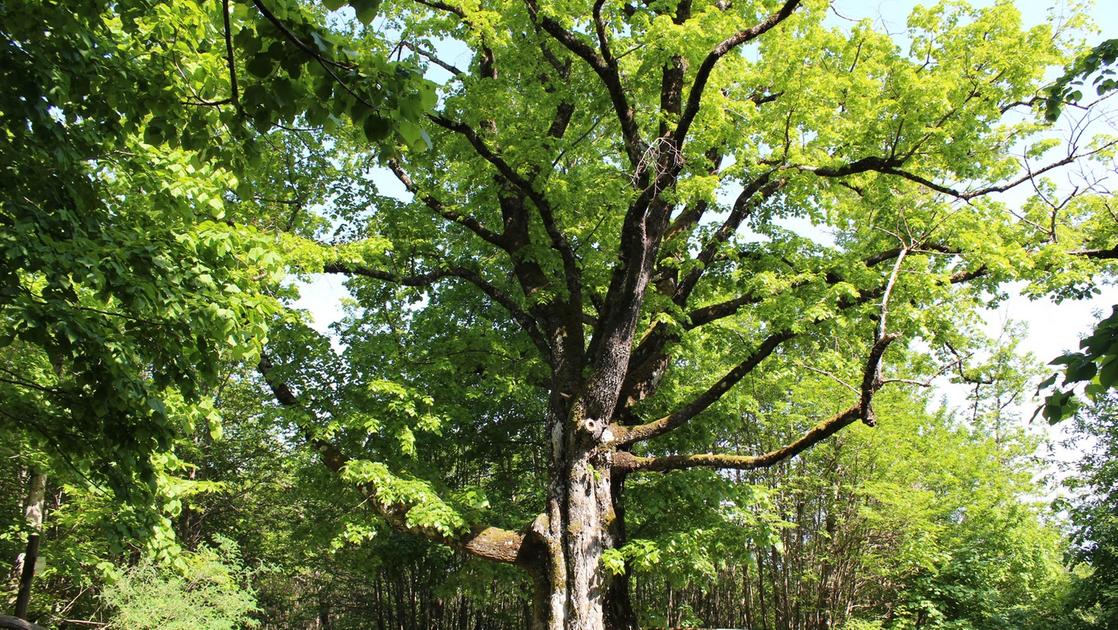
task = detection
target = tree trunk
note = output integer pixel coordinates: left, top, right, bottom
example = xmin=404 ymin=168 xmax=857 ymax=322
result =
xmin=604 ymin=472 xmax=639 ymax=630
xmin=12 ymin=469 xmax=46 ymax=620
xmin=317 ymin=592 xmax=332 ymax=630
xmin=524 ymin=385 xmax=622 ymax=630
xmin=530 ymin=453 xmax=614 ymax=630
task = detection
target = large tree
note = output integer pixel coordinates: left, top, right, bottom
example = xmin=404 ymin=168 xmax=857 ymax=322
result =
xmin=6 ymin=0 xmax=1118 ymax=628
xmin=245 ymin=1 xmax=1118 ymax=629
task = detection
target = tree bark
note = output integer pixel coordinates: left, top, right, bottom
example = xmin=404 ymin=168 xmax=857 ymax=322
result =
xmin=12 ymin=469 xmax=46 ymax=620
xmin=524 ymin=369 xmax=624 ymax=630
xmin=604 ymin=472 xmax=638 ymax=630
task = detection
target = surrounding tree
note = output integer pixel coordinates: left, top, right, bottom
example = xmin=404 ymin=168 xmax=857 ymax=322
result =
xmin=100 ymin=537 xmax=260 ymax=630
xmin=1062 ymin=394 xmax=1118 ymax=629
xmin=0 ymin=0 xmax=431 ymax=495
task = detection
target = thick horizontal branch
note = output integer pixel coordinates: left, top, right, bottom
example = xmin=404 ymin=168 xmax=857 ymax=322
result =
xmin=412 ymin=0 xmax=465 ymax=17
xmin=405 ymin=42 xmax=464 ymax=77
xmin=686 ymin=291 xmax=769 ymax=329
xmin=257 ymin=355 xmax=525 ymax=563
xmin=411 ymin=0 xmax=496 ymax=78
xmin=612 ymin=403 xmax=861 ymax=472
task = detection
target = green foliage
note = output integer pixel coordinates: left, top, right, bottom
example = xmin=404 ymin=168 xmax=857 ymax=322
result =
xmin=618 ymin=372 xmax=1073 ymax=629
xmin=3 ymin=0 xmax=1117 ymax=627
xmin=1046 ymin=39 xmax=1118 ymax=121
xmin=0 ymin=0 xmax=435 ymax=501
xmin=102 ymin=536 xmax=260 ymax=630
xmin=1041 ymin=306 xmax=1118 ymax=422
xmin=1062 ymin=394 xmax=1118 ymax=629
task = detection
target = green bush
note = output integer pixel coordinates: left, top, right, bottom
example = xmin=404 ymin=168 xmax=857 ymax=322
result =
xmin=102 ymin=537 xmax=259 ymax=629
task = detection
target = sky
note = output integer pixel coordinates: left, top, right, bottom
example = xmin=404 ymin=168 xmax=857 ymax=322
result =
xmin=293 ymin=0 xmax=1118 ymax=471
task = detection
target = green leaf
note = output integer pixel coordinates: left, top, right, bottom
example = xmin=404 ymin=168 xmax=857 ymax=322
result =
xmin=363 ymin=114 xmax=390 ymax=141
xmin=246 ymin=53 xmax=273 ymax=78
xmin=147 ymin=397 xmax=166 ymax=417
xmin=351 ymin=0 xmax=380 ymax=24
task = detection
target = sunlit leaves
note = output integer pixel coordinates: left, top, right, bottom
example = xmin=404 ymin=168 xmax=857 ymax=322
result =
xmin=1041 ymin=306 xmax=1118 ymax=423
xmin=342 ymin=460 xmax=467 ymax=536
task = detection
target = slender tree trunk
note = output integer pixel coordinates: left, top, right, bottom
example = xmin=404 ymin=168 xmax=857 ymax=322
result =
xmin=12 ymin=469 xmax=46 ymax=619
xmin=317 ymin=592 xmax=332 ymax=630
xmin=375 ymin=575 xmax=387 ymax=630
xmin=744 ymin=561 xmax=755 ymax=630
xmin=758 ymin=549 xmax=769 ymax=630
xmin=817 ymin=487 xmax=838 ymax=630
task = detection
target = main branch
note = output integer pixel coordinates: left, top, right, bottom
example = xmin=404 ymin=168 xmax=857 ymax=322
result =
xmin=612 ymin=403 xmax=862 ymax=472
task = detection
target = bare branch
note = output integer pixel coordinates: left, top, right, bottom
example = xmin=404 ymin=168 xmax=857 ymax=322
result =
xmin=1070 ymin=245 xmax=1118 ymax=259
xmin=323 ymin=261 xmax=552 ymax=361
xmin=403 ymin=41 xmax=464 ymax=77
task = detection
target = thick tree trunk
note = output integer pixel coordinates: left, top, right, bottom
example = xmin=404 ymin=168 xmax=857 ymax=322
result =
xmin=527 ymin=385 xmax=620 ymax=630
xmin=526 ymin=458 xmax=641 ymax=630
xmin=528 ymin=455 xmax=614 ymax=629
xmin=562 ymin=451 xmax=612 ymax=628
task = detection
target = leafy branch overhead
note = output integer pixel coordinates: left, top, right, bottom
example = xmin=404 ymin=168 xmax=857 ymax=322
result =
xmin=1045 ymin=38 xmax=1118 ymax=121
xmin=0 ymin=0 xmax=432 ymax=500
xmin=1041 ymin=306 xmax=1118 ymax=422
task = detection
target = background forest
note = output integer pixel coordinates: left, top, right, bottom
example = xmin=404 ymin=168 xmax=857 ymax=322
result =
xmin=6 ymin=356 xmax=1118 ymax=628
xmin=4 ymin=0 xmax=1118 ymax=628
